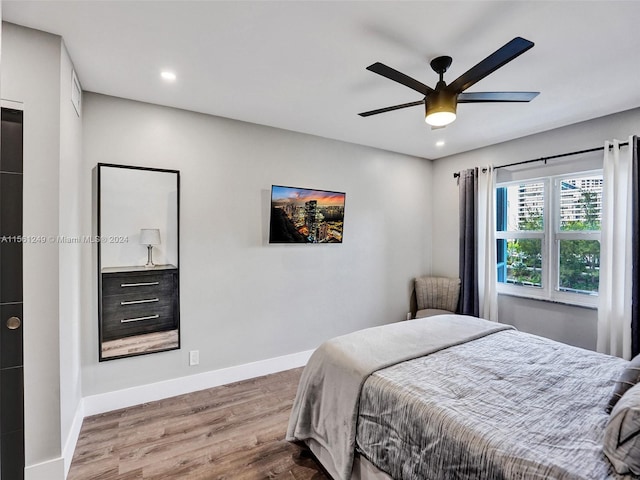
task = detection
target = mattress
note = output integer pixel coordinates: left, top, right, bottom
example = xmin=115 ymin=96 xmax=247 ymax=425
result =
xmin=356 ymin=329 xmax=629 ymax=480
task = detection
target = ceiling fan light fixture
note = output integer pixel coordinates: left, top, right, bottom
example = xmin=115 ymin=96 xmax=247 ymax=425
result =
xmin=425 ymin=92 xmax=457 ymax=127
xmin=425 ymin=110 xmax=456 ymax=127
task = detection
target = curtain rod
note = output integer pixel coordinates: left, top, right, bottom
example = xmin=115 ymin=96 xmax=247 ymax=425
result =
xmin=452 ymin=141 xmax=629 ymax=178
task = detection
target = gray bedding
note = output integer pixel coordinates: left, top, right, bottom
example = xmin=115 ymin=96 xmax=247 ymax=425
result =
xmin=286 ymin=315 xmax=513 ymax=480
xmin=357 ymin=328 xmax=630 ymax=480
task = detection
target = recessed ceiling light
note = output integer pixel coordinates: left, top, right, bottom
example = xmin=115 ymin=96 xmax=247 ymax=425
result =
xmin=161 ymin=71 xmax=177 ymax=82
xmin=436 ymin=140 xmax=445 ymax=147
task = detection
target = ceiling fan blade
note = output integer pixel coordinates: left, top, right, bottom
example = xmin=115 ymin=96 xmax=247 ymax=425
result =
xmin=458 ymin=91 xmax=539 ymax=103
xmin=448 ymin=37 xmax=534 ymax=93
xmin=358 ymin=100 xmax=424 ymax=117
xmin=366 ymin=62 xmax=434 ymax=96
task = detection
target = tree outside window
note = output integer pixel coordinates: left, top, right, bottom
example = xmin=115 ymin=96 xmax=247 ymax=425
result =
xmin=496 ymin=173 xmax=602 ymax=303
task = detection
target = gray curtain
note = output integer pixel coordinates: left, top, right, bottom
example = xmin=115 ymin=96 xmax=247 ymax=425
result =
xmin=632 ymin=136 xmax=639 ymax=357
xmin=458 ymin=168 xmax=479 ymax=316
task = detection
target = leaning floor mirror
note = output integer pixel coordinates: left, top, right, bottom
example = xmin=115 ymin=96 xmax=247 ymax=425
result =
xmin=96 ymin=163 xmax=180 ymax=361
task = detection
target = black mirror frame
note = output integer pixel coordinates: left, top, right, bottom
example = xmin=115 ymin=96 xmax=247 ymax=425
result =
xmin=96 ymin=163 xmax=180 ymax=361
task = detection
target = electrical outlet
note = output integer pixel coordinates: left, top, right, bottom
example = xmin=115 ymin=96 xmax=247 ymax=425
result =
xmin=189 ymin=350 xmax=199 ymax=366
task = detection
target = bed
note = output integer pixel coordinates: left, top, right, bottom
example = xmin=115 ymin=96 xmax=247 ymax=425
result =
xmin=286 ymin=315 xmax=638 ymax=480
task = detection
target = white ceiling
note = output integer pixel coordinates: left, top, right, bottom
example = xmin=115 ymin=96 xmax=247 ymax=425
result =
xmin=4 ymin=1 xmax=640 ymax=160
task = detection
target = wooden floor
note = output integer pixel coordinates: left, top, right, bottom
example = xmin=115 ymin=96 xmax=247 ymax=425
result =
xmin=101 ymin=329 xmax=179 ymax=359
xmin=68 ymin=368 xmax=329 ymax=479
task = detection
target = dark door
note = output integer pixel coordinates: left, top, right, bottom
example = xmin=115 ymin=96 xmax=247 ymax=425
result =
xmin=0 ymin=108 xmax=25 ymax=479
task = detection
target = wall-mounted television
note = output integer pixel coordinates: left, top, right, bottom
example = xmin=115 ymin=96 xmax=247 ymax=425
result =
xmin=269 ymin=185 xmax=346 ymax=244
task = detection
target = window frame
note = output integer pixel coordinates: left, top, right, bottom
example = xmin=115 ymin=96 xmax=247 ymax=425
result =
xmin=495 ymin=169 xmax=602 ymax=307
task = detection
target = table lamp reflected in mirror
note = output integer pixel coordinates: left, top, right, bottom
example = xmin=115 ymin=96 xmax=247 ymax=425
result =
xmin=140 ymin=228 xmax=161 ymax=267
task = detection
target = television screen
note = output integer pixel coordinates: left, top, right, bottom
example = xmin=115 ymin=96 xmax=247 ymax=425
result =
xmin=269 ymin=185 xmax=346 ymax=243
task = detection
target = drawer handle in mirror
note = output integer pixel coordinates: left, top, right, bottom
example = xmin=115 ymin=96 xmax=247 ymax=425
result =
xmin=121 ymin=314 xmax=160 ymax=324
xmin=121 ymin=281 xmax=160 ymax=287
xmin=6 ymin=316 xmax=21 ymax=330
xmin=121 ymin=298 xmax=159 ymax=306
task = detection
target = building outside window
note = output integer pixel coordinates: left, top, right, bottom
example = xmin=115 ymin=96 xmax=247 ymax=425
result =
xmin=496 ymin=171 xmax=602 ymax=306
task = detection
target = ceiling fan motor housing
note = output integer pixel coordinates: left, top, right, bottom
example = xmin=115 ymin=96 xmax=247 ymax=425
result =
xmin=426 ymin=90 xmax=457 ymax=119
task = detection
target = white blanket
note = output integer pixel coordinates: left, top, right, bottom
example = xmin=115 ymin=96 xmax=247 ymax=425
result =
xmin=286 ymin=314 xmax=514 ymax=480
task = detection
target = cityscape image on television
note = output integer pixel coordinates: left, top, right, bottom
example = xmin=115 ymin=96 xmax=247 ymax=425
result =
xmin=269 ymin=185 xmax=346 ymax=244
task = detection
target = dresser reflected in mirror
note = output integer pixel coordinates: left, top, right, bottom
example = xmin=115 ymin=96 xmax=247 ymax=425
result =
xmin=96 ymin=164 xmax=180 ymax=361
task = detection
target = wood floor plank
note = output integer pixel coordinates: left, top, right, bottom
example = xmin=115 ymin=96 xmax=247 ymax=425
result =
xmin=68 ymin=368 xmax=328 ymax=480
xmin=102 ymin=330 xmax=179 ymax=359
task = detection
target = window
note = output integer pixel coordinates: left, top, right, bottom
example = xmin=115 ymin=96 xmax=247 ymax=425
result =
xmin=496 ymin=172 xmax=602 ymax=306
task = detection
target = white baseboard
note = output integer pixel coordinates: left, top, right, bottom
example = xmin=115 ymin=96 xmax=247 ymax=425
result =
xmin=82 ymin=348 xmax=314 ymax=417
xmin=25 ymin=456 xmax=65 ymax=480
xmin=27 ymin=399 xmax=84 ymax=480
xmin=62 ymin=399 xmax=85 ymax=478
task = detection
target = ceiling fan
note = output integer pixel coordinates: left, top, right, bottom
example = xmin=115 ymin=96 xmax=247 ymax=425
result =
xmin=359 ymin=37 xmax=539 ymax=128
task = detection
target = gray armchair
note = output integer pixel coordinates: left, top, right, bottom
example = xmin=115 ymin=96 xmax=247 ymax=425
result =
xmin=413 ymin=276 xmax=461 ymax=319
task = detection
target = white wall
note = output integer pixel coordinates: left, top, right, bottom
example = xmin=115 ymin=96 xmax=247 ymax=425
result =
xmin=1 ymin=22 xmax=66 ymax=479
xmin=431 ymin=107 xmax=640 ymax=349
xmin=80 ymin=93 xmax=432 ymax=396
xmin=58 ymin=40 xmax=84 ymax=475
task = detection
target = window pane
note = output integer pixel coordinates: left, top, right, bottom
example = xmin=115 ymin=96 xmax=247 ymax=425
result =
xmin=559 ymin=175 xmax=602 ymax=231
xmin=559 ymin=240 xmax=600 ymax=294
xmin=497 ymin=238 xmax=542 ymax=287
xmin=499 ymin=183 xmax=544 ymax=232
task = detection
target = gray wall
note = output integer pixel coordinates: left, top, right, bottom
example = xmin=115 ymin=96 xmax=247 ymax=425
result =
xmin=431 ymin=107 xmax=640 ymax=349
xmin=80 ymin=93 xmax=433 ymax=396
xmin=6 ymin=17 xmax=637 ymax=479
xmin=499 ymin=296 xmax=596 ymax=350
xmin=1 ymin=22 xmax=79 ymax=479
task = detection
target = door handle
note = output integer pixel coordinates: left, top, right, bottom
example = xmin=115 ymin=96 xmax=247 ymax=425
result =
xmin=6 ymin=316 xmax=21 ymax=330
